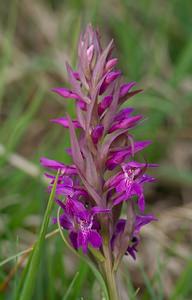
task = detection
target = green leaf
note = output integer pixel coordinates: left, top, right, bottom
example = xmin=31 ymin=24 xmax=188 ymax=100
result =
xmin=62 ymin=272 xmax=79 ymax=300
xmin=139 ymin=264 xmax=157 ymax=300
xmin=17 ymin=171 xmax=59 ymax=300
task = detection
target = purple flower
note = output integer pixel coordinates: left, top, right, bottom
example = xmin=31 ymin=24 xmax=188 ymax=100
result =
xmin=105 ymin=161 xmax=157 ymax=210
xmin=54 ymin=198 xmax=110 ymax=253
xmin=112 ymin=214 xmax=157 ymax=260
xmin=106 ymin=140 xmax=152 ymax=170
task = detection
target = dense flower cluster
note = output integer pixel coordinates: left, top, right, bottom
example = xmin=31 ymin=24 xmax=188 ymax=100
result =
xmin=40 ymin=25 xmax=157 ymax=261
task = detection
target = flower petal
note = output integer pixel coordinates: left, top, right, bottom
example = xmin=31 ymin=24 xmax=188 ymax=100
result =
xmin=114 ymin=107 xmax=134 ymax=122
xmin=104 ymin=58 xmax=118 ymax=72
xmin=58 ymin=214 xmax=73 ymax=230
xmin=99 ymin=71 xmax=121 ymax=94
xmin=106 ymin=140 xmax=152 ymax=170
xmin=119 ymin=82 xmax=136 ymax=98
xmin=51 ymin=117 xmax=82 ymax=129
xmin=77 ymin=231 xmax=88 ymax=254
xmin=52 ymin=87 xmax=80 ymax=100
xmin=40 ymin=157 xmax=77 ymax=175
xmin=88 ymin=230 xmax=102 ymax=249
xmin=91 ymin=125 xmax=104 ymax=144
xmin=135 ymin=214 xmax=157 ymax=233
xmin=98 ymin=95 xmax=113 ymax=116
xmin=108 ymin=115 xmax=143 ymax=133
xmin=69 ymin=231 xmax=78 ymax=249
xmin=40 ymin=157 xmax=65 ymax=170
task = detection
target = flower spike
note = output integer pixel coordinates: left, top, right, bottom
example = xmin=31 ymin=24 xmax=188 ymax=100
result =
xmin=41 ymin=24 xmax=157 ymax=299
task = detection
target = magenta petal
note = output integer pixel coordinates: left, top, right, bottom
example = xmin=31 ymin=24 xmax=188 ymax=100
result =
xmin=138 ymin=194 xmax=145 ymax=211
xmin=104 ymin=172 xmax=124 ymax=190
xmin=91 ymin=125 xmax=104 ymax=144
xmin=139 ymin=174 xmax=156 ymax=183
xmin=62 ymin=176 xmax=73 ymax=187
xmin=40 ymin=157 xmax=65 ymax=170
xmin=69 ymin=231 xmax=78 ymax=249
xmin=40 ymin=157 xmax=77 ymax=175
xmin=52 ymin=87 xmax=80 ymax=100
xmin=105 ymin=71 xmax=121 ymax=84
xmin=113 ymin=192 xmax=128 ymax=206
xmin=77 ymin=231 xmax=88 ymax=254
xmin=114 ymin=107 xmax=134 ymax=122
xmin=99 ymin=71 xmax=121 ymax=94
xmin=119 ymin=89 xmax=143 ymax=105
xmin=135 ymin=214 xmax=157 ymax=233
xmin=70 ymin=200 xmax=86 ymax=215
xmin=54 ymin=186 xmax=74 ymax=196
xmin=98 ymin=95 xmax=113 ymax=116
xmin=104 ymin=58 xmax=118 ymax=72
xmin=116 ymin=180 xmax=127 ymax=193
xmin=88 ymin=230 xmax=102 ymax=249
xmin=133 ymin=184 xmax=145 ymax=211
xmin=59 ymin=214 xmax=73 ymax=230
xmin=51 ymin=117 xmax=82 ymax=129
xmin=108 ymin=115 xmax=143 ymax=133
xmin=119 ymin=82 xmax=136 ymax=98
xmin=77 ymin=100 xmax=87 ymax=111
xmin=106 ymin=140 xmax=152 ymax=170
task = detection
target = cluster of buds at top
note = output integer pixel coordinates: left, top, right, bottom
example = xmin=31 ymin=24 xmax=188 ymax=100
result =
xmin=40 ymin=25 xmax=157 ymax=263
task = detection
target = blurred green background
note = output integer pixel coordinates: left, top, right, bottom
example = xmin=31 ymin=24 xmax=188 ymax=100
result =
xmin=0 ymin=0 xmax=192 ymax=299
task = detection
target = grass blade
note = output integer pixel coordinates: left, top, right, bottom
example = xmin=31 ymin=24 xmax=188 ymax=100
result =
xmin=170 ymin=258 xmax=192 ymax=300
xmin=62 ymin=272 xmax=79 ymax=300
xmin=139 ymin=264 xmax=156 ymax=300
xmin=17 ymin=171 xmax=59 ymax=300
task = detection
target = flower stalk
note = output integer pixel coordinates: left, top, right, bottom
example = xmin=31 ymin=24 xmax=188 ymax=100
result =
xmin=102 ymin=242 xmax=119 ymax=300
xmin=41 ymin=24 xmax=157 ymax=299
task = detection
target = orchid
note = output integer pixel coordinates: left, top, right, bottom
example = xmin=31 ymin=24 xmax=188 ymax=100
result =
xmin=41 ymin=24 xmax=157 ymax=300
xmin=53 ymin=198 xmax=109 ymax=253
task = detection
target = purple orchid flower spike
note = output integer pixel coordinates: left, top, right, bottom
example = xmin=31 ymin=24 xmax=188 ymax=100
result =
xmin=41 ymin=24 xmax=157 ymax=300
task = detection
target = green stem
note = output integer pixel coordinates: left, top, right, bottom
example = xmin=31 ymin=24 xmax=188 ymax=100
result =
xmin=102 ymin=244 xmax=120 ymax=300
